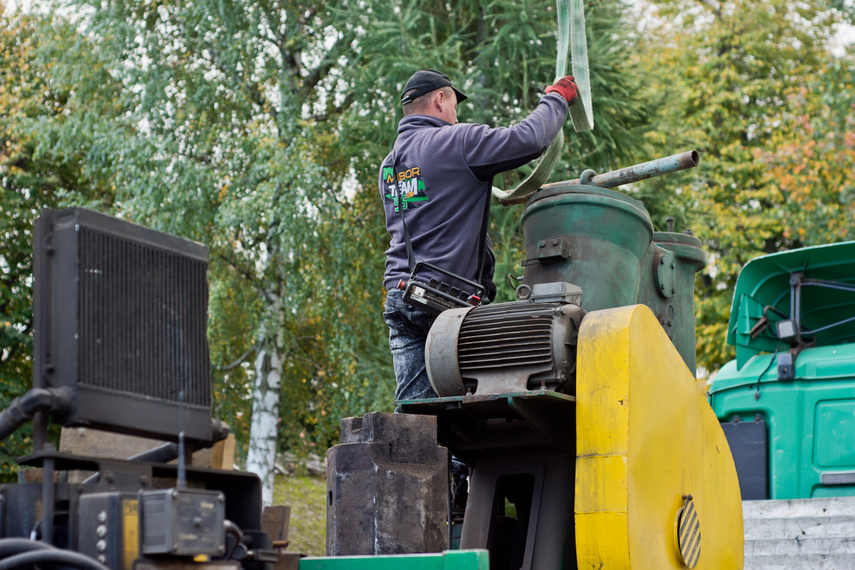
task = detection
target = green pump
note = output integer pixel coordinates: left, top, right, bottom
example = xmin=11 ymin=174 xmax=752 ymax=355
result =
xmin=520 ymin=151 xmax=706 ymax=373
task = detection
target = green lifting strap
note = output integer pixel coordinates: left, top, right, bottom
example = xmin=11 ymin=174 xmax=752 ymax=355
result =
xmin=492 ymin=0 xmax=593 ymax=205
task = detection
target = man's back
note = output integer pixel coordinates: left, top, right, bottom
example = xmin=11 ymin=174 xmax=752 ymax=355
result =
xmin=380 ymin=94 xmax=568 ymax=292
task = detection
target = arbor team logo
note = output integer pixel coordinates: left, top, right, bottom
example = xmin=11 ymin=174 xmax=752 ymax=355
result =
xmin=383 ymin=166 xmax=428 ymax=212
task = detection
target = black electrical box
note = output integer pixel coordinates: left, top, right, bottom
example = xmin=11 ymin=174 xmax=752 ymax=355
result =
xmin=141 ymin=488 xmax=225 ymax=557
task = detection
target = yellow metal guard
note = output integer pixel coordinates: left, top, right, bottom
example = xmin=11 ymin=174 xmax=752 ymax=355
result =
xmin=575 ymin=305 xmax=743 ymax=568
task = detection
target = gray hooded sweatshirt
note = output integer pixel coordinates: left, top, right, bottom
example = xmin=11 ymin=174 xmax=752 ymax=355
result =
xmin=380 ymin=92 xmax=568 ymax=294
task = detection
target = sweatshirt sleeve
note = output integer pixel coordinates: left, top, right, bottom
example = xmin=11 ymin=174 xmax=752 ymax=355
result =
xmin=461 ymin=93 xmax=568 ymax=182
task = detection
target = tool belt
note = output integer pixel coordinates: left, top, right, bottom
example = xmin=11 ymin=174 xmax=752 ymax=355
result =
xmin=396 ymin=261 xmax=485 ymax=316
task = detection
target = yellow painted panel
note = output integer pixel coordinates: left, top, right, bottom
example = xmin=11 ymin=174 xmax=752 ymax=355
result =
xmin=575 ymin=305 xmax=743 ymax=569
xmin=574 ymin=512 xmax=629 ymax=566
xmin=574 ymin=314 xmax=630 ymax=458
xmin=574 ymin=454 xmax=628 ymax=512
xmin=122 ymin=498 xmax=139 ymax=570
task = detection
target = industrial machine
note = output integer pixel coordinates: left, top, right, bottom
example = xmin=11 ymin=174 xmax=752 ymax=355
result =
xmin=323 ymin=152 xmax=745 ymax=569
xmin=0 ymin=151 xmax=746 ymax=570
xmin=0 ymin=208 xmax=279 ymax=570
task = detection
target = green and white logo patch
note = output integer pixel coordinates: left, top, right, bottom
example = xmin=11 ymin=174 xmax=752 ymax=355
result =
xmin=384 ymin=166 xmax=427 ymax=212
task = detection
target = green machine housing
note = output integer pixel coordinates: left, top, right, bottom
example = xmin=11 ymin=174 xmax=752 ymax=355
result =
xmin=709 ymin=241 xmax=855 ymax=500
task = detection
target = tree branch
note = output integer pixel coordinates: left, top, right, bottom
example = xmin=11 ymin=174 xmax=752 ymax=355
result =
xmin=215 ymin=343 xmax=259 ymax=371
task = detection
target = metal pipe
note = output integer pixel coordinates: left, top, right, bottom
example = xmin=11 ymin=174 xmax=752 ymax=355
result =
xmin=128 ymin=442 xmax=180 ymax=463
xmin=0 ymin=388 xmax=73 ymax=443
xmin=41 ymin=453 xmax=54 ymax=544
xmin=500 ymin=150 xmax=700 ymax=205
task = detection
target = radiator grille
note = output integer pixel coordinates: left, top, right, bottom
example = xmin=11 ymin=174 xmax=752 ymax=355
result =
xmin=78 ymin=227 xmax=211 ymax=408
xmin=458 ymin=304 xmax=556 ymax=373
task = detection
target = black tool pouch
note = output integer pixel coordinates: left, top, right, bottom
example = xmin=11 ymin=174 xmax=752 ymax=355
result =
xmin=401 ymin=261 xmax=485 ymax=316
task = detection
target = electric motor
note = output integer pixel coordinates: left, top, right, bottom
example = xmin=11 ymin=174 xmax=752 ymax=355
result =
xmin=426 ymin=282 xmax=585 ymax=397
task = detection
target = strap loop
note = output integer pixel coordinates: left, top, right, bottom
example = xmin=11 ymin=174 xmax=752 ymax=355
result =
xmin=492 ymin=0 xmax=593 ymax=204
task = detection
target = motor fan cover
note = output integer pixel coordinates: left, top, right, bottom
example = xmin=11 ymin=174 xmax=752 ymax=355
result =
xmin=426 ymin=298 xmax=584 ymax=397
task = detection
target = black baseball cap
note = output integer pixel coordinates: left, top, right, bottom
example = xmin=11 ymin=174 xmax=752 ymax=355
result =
xmin=401 ymin=70 xmax=468 ymax=106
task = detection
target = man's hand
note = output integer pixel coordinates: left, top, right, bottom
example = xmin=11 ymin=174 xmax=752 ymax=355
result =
xmin=545 ymin=75 xmax=578 ymax=105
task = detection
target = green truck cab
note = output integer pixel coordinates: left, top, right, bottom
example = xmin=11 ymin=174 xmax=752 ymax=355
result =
xmin=709 ymin=241 xmax=855 ymax=500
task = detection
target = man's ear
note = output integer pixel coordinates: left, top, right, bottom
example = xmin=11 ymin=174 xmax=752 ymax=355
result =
xmin=432 ymin=89 xmax=446 ymax=112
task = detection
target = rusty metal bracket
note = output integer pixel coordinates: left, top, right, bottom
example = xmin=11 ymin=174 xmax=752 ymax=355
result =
xmin=522 ymin=237 xmax=571 ymax=266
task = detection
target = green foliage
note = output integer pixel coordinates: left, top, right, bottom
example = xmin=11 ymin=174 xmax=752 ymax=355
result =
xmin=829 ymin=0 xmax=855 ymax=23
xmin=34 ymin=0 xmax=401 ymax=458
xmin=208 ymin=264 xmax=263 ymax=452
xmin=0 ymin=13 xmax=37 ymax=476
xmin=7 ymin=0 xmax=851 ymax=467
xmin=754 ymin=58 xmax=855 ymax=246
xmin=335 ymin=0 xmax=656 ymax=303
xmin=0 ymin=10 xmax=120 ymax=479
xmin=23 ymin=0 xmax=651 ymax=459
xmin=637 ymin=0 xmax=855 ymax=375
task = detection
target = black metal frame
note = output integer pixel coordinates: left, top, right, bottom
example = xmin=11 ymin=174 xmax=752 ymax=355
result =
xmin=32 ymin=208 xmax=215 ymax=445
xmin=788 ymin=272 xmax=855 ymax=340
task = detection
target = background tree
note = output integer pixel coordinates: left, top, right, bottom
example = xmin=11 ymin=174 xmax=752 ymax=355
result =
xmin=17 ymin=0 xmax=846 ymax=491
xmin=0 ymin=0 xmax=648 ymax=502
xmin=755 ymin=57 xmax=855 ymax=246
xmin=634 ymin=0 xmax=854 ymax=374
xmin=49 ymin=0 xmax=373 ymax=503
xmin=335 ymin=0 xmax=655 ymax=301
xmin=0 ymin=8 xmax=123 ymax=480
xmin=0 ymin=12 xmax=43 ymax=475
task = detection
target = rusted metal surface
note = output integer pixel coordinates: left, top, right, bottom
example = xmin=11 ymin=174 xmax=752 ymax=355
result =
xmin=565 ymin=149 xmax=698 ymax=189
xmin=400 ymin=389 xmax=576 ymax=409
xmin=521 ymin=185 xmax=654 ymax=313
xmin=325 ymin=413 xmax=448 ymax=556
xmin=400 ymin=391 xmax=576 ymax=463
xmin=461 ymin=450 xmax=575 ymax=569
xmin=519 ymin=181 xmax=705 ymax=373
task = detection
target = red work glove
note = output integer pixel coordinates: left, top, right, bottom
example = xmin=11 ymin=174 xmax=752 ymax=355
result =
xmin=545 ymin=75 xmax=578 ymax=105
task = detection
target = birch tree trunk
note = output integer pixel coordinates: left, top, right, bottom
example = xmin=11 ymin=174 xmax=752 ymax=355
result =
xmin=245 ymin=345 xmax=282 ymax=506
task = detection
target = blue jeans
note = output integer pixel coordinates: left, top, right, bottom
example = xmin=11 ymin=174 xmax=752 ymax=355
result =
xmin=384 ymin=290 xmax=469 ymax=501
xmin=383 ymin=289 xmax=439 ymax=403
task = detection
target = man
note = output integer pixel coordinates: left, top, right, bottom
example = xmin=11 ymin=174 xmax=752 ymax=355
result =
xmin=380 ymin=69 xmax=578 ymax=405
